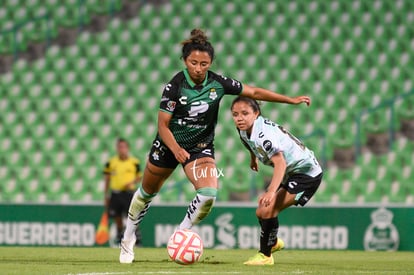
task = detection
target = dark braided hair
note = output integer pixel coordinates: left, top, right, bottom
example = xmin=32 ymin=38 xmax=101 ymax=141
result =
xmin=181 ymin=29 xmax=215 ymax=61
xmin=231 ymin=96 xmax=262 ymax=115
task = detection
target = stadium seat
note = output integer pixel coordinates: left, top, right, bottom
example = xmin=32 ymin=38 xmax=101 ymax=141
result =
xmin=0 ymin=0 xmax=413 ymax=204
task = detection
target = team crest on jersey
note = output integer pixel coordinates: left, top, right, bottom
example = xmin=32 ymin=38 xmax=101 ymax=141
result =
xmin=197 ymin=143 xmax=208 ymax=149
xmin=152 ymin=150 xmax=160 ymax=161
xmin=166 ymin=101 xmax=176 ymax=112
xmin=263 ymin=140 xmax=273 ymax=151
xmin=209 ymin=88 xmax=217 ymax=100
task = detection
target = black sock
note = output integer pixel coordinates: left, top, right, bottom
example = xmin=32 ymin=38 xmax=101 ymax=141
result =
xmin=116 ymin=228 xmax=123 ymax=241
xmin=259 ymin=217 xmax=279 ymax=257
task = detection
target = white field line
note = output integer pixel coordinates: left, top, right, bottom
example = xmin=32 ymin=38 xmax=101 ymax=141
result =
xmin=65 ymin=273 xmax=132 ymax=275
xmin=65 ymin=270 xmax=408 ymax=275
xmin=65 ymin=273 xmax=242 ymax=275
xmin=65 ymin=272 xmax=305 ymax=275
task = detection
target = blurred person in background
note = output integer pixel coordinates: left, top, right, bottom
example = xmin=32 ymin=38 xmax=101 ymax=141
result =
xmin=103 ymin=138 xmax=142 ymax=244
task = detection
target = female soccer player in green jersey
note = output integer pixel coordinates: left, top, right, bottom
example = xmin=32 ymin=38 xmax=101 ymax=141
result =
xmin=231 ymin=96 xmax=323 ymax=265
xmin=120 ymin=29 xmax=311 ymax=263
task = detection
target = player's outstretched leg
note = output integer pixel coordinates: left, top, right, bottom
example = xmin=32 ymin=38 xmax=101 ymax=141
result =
xmin=178 ymin=187 xmax=217 ymax=230
xmin=119 ymin=162 xmax=173 ymax=264
xmin=120 ymin=187 xmax=155 ymax=264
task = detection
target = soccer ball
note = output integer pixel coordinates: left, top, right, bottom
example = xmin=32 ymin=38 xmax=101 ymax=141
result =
xmin=167 ymin=229 xmax=203 ymax=265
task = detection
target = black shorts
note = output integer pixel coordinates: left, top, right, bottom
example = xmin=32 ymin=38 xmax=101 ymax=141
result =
xmin=148 ymin=137 xmax=215 ymax=169
xmin=108 ymin=191 xmax=134 ymax=218
xmin=279 ymin=172 xmax=323 ymax=206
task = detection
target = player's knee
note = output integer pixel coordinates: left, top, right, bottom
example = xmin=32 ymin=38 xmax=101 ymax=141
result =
xmin=256 ymin=206 xmax=276 ymax=219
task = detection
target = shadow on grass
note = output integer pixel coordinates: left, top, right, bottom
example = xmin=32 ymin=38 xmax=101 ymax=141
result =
xmin=200 ymin=256 xmax=230 ymax=265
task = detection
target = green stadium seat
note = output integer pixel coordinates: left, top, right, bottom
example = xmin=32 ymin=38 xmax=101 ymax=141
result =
xmin=313 ymin=179 xmax=334 ymax=203
xmin=0 ymin=180 xmax=19 ymax=202
xmin=1 ymin=0 xmax=413 ymax=203
xmin=363 ymin=179 xmax=383 ymax=203
xmin=22 ymin=177 xmax=43 ymax=202
xmin=159 ymin=180 xmax=184 ymax=203
xmin=387 ymin=180 xmax=407 ymax=203
xmin=0 ymin=30 xmax=16 ymax=56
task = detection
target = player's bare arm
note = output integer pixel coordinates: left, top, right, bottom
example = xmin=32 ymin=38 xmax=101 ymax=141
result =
xmin=241 ymin=84 xmax=311 ymax=106
xmin=158 ymin=111 xmax=190 ymax=163
xmin=259 ymin=152 xmax=286 ymax=207
xmin=250 ymin=152 xmax=259 ymax=172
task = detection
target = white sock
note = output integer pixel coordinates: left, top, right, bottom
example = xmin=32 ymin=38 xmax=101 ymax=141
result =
xmin=123 ymin=187 xmax=154 ymax=241
xmin=178 ymin=193 xmax=216 ymax=230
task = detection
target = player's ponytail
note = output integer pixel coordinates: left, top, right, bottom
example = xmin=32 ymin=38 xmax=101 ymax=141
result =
xmin=181 ymin=28 xmax=215 ymax=61
xmin=231 ymin=96 xmax=262 ymax=116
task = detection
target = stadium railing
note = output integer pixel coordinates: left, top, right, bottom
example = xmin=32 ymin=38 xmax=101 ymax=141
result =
xmin=0 ymin=15 xmax=51 ymax=61
xmin=355 ymin=89 xmax=414 ymax=157
xmin=0 ymin=0 xmax=121 ymax=62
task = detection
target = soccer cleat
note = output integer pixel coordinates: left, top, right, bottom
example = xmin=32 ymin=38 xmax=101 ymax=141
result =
xmin=243 ymin=252 xmax=274 ymax=266
xmin=119 ymin=235 xmax=136 ymax=264
xmin=271 ymin=238 xmax=285 ymax=253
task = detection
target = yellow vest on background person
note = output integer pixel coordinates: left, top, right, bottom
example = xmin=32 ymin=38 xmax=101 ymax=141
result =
xmin=103 ymin=156 xmax=141 ymax=191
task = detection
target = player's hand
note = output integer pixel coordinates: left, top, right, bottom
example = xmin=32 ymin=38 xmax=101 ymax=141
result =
xmin=174 ymin=147 xmax=190 ymax=163
xmin=250 ymin=157 xmax=259 ymax=172
xmin=291 ymin=96 xmax=311 ymax=106
xmin=125 ymin=182 xmax=136 ymax=191
xmin=259 ymin=191 xmax=276 ymax=207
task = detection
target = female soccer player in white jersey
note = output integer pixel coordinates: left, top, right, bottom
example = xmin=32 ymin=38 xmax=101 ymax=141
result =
xmin=119 ymin=29 xmax=311 ymax=263
xmin=231 ymin=96 xmax=323 ymax=266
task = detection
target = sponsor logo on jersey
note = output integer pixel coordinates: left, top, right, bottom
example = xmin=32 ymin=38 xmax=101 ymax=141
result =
xmin=231 ymin=79 xmax=241 ymax=89
xmin=179 ymin=96 xmax=187 ymax=105
xmin=166 ymin=101 xmax=176 ymax=112
xmin=164 ymin=83 xmax=172 ymax=91
xmin=209 ymin=88 xmax=217 ymax=100
xmin=188 ymin=101 xmax=209 ymax=117
xmin=364 ymin=208 xmax=399 ymax=251
xmin=263 ymin=140 xmax=273 ymax=151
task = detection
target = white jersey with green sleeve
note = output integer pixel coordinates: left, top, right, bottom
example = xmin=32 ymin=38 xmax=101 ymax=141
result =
xmin=239 ymin=116 xmax=322 ymax=177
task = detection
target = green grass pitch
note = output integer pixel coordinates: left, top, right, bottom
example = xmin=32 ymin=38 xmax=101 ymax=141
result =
xmin=1 ymin=247 xmax=413 ymax=275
